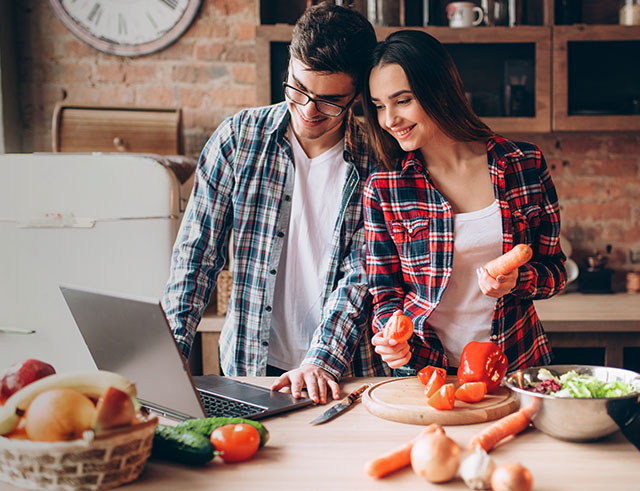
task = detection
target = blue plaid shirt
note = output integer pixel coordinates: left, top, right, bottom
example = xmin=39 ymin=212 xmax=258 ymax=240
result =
xmin=163 ymin=102 xmax=390 ymax=379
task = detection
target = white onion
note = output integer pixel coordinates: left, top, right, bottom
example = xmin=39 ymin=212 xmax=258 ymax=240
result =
xmin=410 ymin=427 xmax=461 ymax=483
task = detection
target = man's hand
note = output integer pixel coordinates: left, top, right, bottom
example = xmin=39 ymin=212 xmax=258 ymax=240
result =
xmin=371 ymin=331 xmax=411 ymax=369
xmin=270 ymin=364 xmax=340 ymax=404
xmin=477 ymin=266 xmax=518 ymax=298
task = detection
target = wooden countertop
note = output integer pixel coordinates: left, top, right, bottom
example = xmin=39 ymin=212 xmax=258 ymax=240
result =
xmin=8 ymin=377 xmax=631 ymax=491
xmin=535 ymin=292 xmax=640 ymax=332
xmin=200 ymin=292 xmax=640 ymax=334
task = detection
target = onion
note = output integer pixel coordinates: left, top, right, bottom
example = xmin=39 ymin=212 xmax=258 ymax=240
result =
xmin=410 ymin=427 xmax=461 ymax=483
xmin=491 ymin=462 xmax=534 ymax=491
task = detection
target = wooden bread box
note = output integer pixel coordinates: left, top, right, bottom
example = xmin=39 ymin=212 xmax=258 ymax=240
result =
xmin=52 ymin=103 xmax=182 ymax=154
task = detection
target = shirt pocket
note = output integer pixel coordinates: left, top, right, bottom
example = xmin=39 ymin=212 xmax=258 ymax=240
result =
xmin=511 ymin=204 xmax=541 ymax=245
xmin=390 ymin=217 xmax=430 ymax=269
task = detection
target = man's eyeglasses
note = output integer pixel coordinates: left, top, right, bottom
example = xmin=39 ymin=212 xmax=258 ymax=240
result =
xmin=283 ymin=83 xmax=355 ymax=118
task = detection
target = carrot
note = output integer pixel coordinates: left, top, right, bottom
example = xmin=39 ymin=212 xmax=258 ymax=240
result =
xmin=484 ymin=244 xmax=533 ymax=278
xmin=469 ymin=401 xmax=539 ymax=452
xmin=364 ymin=424 xmax=441 ymax=479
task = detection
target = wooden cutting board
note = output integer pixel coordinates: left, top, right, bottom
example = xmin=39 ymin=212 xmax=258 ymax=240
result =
xmin=362 ymin=376 xmax=518 ymax=425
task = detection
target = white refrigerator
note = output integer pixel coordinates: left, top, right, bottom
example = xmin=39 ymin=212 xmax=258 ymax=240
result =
xmin=0 ymin=153 xmax=194 ymax=372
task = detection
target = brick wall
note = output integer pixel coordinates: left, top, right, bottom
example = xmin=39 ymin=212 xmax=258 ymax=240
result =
xmin=14 ymin=0 xmax=257 ymax=157
xmin=11 ymin=1 xmax=640 ymax=281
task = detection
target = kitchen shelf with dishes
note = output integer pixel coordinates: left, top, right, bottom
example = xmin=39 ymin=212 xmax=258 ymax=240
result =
xmin=257 ymin=0 xmax=640 ymax=133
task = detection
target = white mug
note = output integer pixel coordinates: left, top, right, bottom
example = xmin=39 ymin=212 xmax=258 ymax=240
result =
xmin=446 ymin=2 xmax=484 ymax=28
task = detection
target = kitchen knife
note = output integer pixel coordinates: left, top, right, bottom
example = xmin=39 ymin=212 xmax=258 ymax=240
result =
xmin=309 ymin=384 xmax=370 ymax=425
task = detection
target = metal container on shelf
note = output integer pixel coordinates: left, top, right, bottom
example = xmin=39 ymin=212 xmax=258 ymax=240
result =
xmin=620 ymin=0 xmax=640 ymax=25
xmin=366 ymin=0 xmax=400 ymax=26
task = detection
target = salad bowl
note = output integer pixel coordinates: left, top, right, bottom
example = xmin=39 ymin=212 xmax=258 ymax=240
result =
xmin=505 ymin=365 xmax=640 ymax=443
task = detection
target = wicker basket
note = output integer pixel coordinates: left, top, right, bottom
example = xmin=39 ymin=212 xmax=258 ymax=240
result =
xmin=0 ymin=417 xmax=158 ymax=490
xmin=216 ymin=269 xmax=233 ymax=315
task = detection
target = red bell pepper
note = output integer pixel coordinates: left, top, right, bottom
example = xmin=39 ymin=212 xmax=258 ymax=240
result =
xmin=457 ymin=341 xmax=508 ymax=393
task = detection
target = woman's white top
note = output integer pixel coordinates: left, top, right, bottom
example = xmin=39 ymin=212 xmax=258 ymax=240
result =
xmin=427 ymin=200 xmax=503 ymax=366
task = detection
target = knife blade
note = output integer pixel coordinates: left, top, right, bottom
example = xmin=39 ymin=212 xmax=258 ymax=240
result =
xmin=309 ymin=383 xmax=370 ymax=425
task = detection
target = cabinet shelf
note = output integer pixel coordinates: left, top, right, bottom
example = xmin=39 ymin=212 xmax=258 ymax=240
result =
xmin=552 ymin=25 xmax=640 ymax=131
xmin=257 ymin=2 xmax=640 ymax=134
xmin=256 ymin=24 xmax=551 ymax=133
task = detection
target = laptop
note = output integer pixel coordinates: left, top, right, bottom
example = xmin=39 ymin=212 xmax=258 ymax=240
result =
xmin=59 ymin=284 xmax=313 ymax=421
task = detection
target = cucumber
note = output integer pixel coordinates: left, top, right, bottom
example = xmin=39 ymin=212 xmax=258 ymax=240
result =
xmin=152 ymin=424 xmax=215 ymax=465
xmin=175 ymin=417 xmax=270 ymax=448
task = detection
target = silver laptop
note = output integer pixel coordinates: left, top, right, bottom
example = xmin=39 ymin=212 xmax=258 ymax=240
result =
xmin=59 ymin=285 xmax=313 ymax=421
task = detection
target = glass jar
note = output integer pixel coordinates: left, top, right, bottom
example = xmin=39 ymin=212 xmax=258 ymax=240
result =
xmin=620 ymin=0 xmax=640 ymax=25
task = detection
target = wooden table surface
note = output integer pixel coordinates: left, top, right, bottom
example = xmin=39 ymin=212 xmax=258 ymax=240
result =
xmin=535 ymin=292 xmax=640 ymax=331
xmin=4 ymin=377 xmax=634 ymax=491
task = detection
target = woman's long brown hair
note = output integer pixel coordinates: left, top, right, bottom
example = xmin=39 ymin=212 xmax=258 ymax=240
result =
xmin=362 ymin=30 xmax=495 ymax=170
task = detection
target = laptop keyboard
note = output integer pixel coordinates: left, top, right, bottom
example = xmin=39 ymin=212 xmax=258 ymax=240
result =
xmin=198 ymin=390 xmax=263 ymax=417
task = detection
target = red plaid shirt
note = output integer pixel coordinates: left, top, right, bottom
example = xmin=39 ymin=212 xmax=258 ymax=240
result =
xmin=363 ymin=136 xmax=567 ymax=372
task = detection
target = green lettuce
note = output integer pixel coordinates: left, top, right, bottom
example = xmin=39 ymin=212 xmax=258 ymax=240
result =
xmin=549 ymin=370 xmax=639 ymax=398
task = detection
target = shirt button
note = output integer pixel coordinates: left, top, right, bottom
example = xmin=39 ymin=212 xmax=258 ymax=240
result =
xmin=285 ymin=195 xmax=291 ymax=201
xmin=265 ymin=305 xmax=272 ymax=312
xmin=269 ymin=269 xmax=276 ymax=275
xmin=277 ymin=231 xmax=284 ymax=238
xmin=261 ymin=341 xmax=269 ymax=347
xmin=491 ymin=335 xmax=498 ymax=340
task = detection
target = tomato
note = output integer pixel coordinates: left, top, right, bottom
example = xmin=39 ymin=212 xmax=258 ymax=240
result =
xmin=210 ymin=423 xmax=260 ymax=463
xmin=382 ymin=310 xmax=414 ymax=343
xmin=424 ymin=370 xmax=446 ymax=398
xmin=417 ymin=365 xmax=447 ymax=385
xmin=457 ymin=341 xmax=508 ymax=393
xmin=427 ymin=383 xmax=455 ymax=410
xmin=455 ymin=382 xmax=487 ymax=403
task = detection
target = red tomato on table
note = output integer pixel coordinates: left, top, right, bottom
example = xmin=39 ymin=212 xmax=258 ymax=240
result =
xmin=455 ymin=381 xmax=487 ymax=403
xmin=210 ymin=423 xmax=260 ymax=463
xmin=417 ymin=365 xmax=447 ymax=385
xmin=427 ymin=383 xmax=455 ymax=410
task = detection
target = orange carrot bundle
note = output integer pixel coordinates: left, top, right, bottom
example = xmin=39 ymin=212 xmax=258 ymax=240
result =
xmin=469 ymin=402 xmax=539 ymax=452
xmin=364 ymin=424 xmax=441 ymax=479
xmin=484 ymin=244 xmax=533 ymax=278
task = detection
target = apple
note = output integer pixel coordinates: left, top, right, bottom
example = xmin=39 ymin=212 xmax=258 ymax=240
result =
xmin=92 ymin=386 xmax=136 ymax=431
xmin=25 ymin=388 xmax=96 ymax=441
xmin=0 ymin=359 xmax=56 ymax=401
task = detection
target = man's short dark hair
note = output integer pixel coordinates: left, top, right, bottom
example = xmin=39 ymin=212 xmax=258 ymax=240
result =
xmin=289 ymin=2 xmax=376 ymax=94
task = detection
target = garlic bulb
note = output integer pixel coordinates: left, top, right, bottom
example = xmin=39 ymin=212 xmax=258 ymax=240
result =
xmin=459 ymin=445 xmax=495 ymax=490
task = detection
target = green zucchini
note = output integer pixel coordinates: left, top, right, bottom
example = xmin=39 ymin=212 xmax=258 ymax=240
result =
xmin=175 ymin=417 xmax=270 ymax=448
xmin=152 ymin=424 xmax=215 ymax=465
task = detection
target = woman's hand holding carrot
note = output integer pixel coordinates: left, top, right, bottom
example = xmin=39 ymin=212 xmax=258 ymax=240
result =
xmin=372 ymin=331 xmax=412 ymax=369
xmin=477 ymin=243 xmax=532 ymax=298
xmin=476 ymin=267 xmax=518 ymax=298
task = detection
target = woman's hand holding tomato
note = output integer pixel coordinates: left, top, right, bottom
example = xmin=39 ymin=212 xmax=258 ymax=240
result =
xmin=371 ymin=331 xmax=411 ymax=369
xmin=476 ymin=267 xmax=518 ymax=298
xmin=210 ymin=423 xmax=260 ymax=463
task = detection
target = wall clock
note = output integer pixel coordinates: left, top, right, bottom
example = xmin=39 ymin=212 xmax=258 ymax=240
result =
xmin=49 ymin=0 xmax=202 ymax=57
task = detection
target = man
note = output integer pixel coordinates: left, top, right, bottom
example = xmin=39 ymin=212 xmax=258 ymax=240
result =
xmin=162 ymin=3 xmax=389 ymax=404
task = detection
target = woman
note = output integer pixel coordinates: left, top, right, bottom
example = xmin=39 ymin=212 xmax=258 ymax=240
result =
xmin=362 ymin=30 xmax=567 ymax=374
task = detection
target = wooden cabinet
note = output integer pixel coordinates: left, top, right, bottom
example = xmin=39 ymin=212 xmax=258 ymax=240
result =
xmin=552 ymin=25 xmax=640 ymax=131
xmin=256 ymin=0 xmax=640 ymax=133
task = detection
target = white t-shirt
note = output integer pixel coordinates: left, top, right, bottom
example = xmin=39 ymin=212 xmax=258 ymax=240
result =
xmin=268 ymin=130 xmax=348 ymax=370
xmin=428 ymin=200 xmax=503 ymax=367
